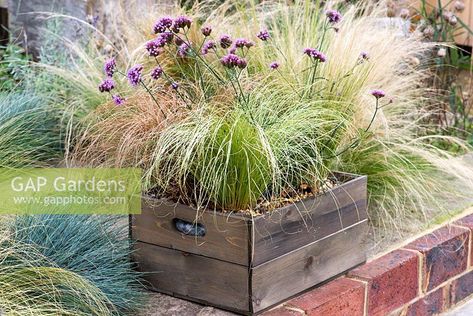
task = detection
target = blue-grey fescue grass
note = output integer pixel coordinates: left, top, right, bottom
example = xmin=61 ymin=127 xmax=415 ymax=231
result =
xmin=0 ymin=223 xmax=118 ymax=315
xmin=0 ymin=91 xmax=62 ymax=167
xmin=8 ymin=215 xmax=146 ymax=315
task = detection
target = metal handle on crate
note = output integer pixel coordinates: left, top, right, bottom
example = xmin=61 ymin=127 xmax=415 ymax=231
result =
xmin=173 ymin=218 xmax=206 ymax=237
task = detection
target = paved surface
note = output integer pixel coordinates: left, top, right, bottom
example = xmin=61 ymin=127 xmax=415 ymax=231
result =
xmin=140 ymin=292 xmax=235 ymax=316
xmin=443 ymin=299 xmax=473 ymax=316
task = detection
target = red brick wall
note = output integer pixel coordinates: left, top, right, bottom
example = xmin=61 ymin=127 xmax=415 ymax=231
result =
xmin=264 ymin=213 xmax=473 ymax=316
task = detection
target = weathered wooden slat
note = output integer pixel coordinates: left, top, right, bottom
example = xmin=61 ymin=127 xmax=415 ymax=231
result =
xmin=251 ymin=220 xmax=368 ymax=312
xmin=134 ymin=241 xmax=250 ymax=313
xmin=132 ymin=198 xmax=250 ymax=265
xmin=252 ymin=175 xmax=367 ymax=265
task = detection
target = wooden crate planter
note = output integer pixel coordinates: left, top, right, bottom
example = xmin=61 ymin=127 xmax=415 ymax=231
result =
xmin=131 ymin=172 xmax=368 ymax=315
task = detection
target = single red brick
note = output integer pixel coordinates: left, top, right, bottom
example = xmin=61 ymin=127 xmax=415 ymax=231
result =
xmin=454 ymin=214 xmax=473 ymax=266
xmin=404 ymin=226 xmax=469 ymax=292
xmin=262 ymin=306 xmax=304 ymax=316
xmin=451 ymin=270 xmax=473 ymax=304
xmin=286 ymin=277 xmax=365 ymax=316
xmin=347 ymin=249 xmax=418 ymax=316
xmin=405 ymin=286 xmax=448 ymax=316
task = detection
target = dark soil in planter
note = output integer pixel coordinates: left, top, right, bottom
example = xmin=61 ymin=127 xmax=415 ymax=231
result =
xmin=147 ymin=173 xmax=339 ymax=216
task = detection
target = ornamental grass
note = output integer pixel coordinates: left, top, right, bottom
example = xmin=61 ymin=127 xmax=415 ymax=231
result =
xmin=0 ymin=214 xmax=145 ymax=315
xmin=24 ymin=0 xmax=471 ymax=230
xmin=0 ymin=225 xmax=116 ymax=315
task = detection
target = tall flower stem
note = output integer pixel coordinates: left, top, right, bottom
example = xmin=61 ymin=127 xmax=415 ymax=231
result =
xmin=327 ymin=98 xmax=380 ymax=159
xmin=139 ymin=80 xmax=167 ymax=118
xmin=308 ymin=60 xmax=319 ymax=97
xmin=234 ymin=69 xmax=249 ymax=104
xmin=185 ymin=32 xmax=207 ymax=95
xmin=173 ymin=33 xmax=226 ymax=84
xmin=154 ymin=58 xmax=192 ymax=110
xmin=209 ymin=46 xmax=244 ymax=100
xmin=117 ymin=70 xmax=167 ymax=118
xmin=276 ymin=69 xmax=303 ymax=98
xmin=306 ymin=21 xmax=330 ymax=97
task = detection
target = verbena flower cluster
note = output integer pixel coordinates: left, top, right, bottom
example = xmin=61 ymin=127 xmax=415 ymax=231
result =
xmin=104 ymin=58 xmax=116 ymax=77
xmin=201 ymin=40 xmax=215 ymax=55
xmin=221 ymin=53 xmax=247 ymax=69
xmin=219 ymin=35 xmax=233 ymax=49
xmin=257 ymin=29 xmax=270 ymax=41
xmin=370 ymin=89 xmax=386 ymax=99
xmin=304 ymin=48 xmax=327 ymax=62
xmin=98 ymin=78 xmax=115 ymax=93
xmin=201 ymin=26 xmax=212 ymax=37
xmin=153 ymin=16 xmax=173 ymax=34
xmin=326 ymin=10 xmax=342 ymax=24
xmin=98 ymin=10 xmax=386 ymax=111
xmin=127 ymin=65 xmax=143 ymax=87
xmin=151 ymin=67 xmax=163 ymax=80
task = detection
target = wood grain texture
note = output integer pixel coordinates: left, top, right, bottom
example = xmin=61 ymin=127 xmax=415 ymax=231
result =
xmin=251 ymin=220 xmax=368 ymax=312
xmin=252 ymin=175 xmax=367 ymax=265
xmin=134 ymin=241 xmax=250 ymax=313
xmin=132 ymin=198 xmax=250 ymax=265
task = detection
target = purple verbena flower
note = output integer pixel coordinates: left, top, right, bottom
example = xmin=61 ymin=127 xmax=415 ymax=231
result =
xmin=172 ymin=16 xmax=192 ymax=32
xmin=220 ymin=53 xmax=240 ymax=68
xmin=201 ymin=40 xmax=216 ymax=55
xmin=234 ymin=38 xmax=254 ymax=49
xmin=153 ymin=32 xmax=174 ymax=48
xmin=154 ymin=36 xmax=167 ymax=48
xmin=201 ymin=26 xmax=212 ymax=37
xmin=236 ymin=58 xmax=247 ymax=69
xmin=146 ymin=40 xmax=162 ymax=57
xmin=219 ymin=35 xmax=232 ymax=49
xmin=151 ymin=67 xmax=163 ymax=80
xmin=317 ymin=52 xmax=327 ymax=62
xmin=304 ymin=48 xmax=317 ymax=56
xmin=304 ymin=48 xmax=327 ymax=62
xmin=171 ymin=82 xmax=179 ymax=90
xmin=103 ymin=58 xmax=116 ymax=78
xmin=360 ymin=51 xmax=369 ymax=60
xmin=112 ymin=95 xmax=125 ymax=106
xmin=98 ymin=78 xmax=115 ymax=93
xmin=159 ymin=32 xmax=174 ymax=44
xmin=177 ymin=42 xmax=192 ymax=58
xmin=370 ymin=89 xmax=386 ymax=99
xmin=220 ymin=53 xmax=247 ymax=69
xmin=127 ymin=64 xmax=143 ymax=87
xmin=229 ymin=46 xmax=237 ymax=54
xmin=257 ymin=29 xmax=270 ymax=41
xmin=326 ymin=10 xmax=342 ymax=24
xmin=269 ymin=61 xmax=279 ymax=70
xmin=153 ymin=16 xmax=173 ymax=34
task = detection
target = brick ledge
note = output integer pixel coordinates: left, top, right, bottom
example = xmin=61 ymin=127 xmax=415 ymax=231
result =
xmin=263 ymin=212 xmax=473 ymax=316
